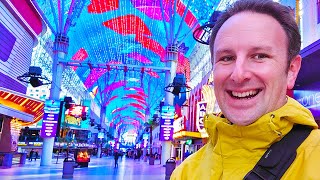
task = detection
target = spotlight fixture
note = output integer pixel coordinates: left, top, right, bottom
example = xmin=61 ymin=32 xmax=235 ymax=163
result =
xmin=17 ymin=66 xmax=51 ymax=87
xmin=164 ymin=75 xmax=191 ymax=96
xmin=193 ymin=11 xmax=222 ymax=45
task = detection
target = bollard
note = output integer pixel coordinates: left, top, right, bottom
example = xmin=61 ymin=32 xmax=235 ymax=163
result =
xmin=165 ymin=157 xmax=176 ymax=180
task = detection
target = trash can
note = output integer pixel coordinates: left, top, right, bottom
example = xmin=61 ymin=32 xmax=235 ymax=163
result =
xmin=165 ymin=157 xmax=176 ymax=180
xmin=62 ymin=158 xmax=77 ymax=179
xmin=149 ymin=156 xmax=155 ymax=165
xmin=19 ymin=153 xmax=27 ymax=164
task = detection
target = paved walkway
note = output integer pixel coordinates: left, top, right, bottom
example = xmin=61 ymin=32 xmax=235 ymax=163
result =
xmin=0 ymin=156 xmax=167 ymax=180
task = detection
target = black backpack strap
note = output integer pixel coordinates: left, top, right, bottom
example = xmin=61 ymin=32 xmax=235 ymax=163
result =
xmin=244 ymin=125 xmax=312 ymax=180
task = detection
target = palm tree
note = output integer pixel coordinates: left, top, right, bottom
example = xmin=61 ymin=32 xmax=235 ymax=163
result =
xmin=145 ymin=114 xmax=159 ymax=165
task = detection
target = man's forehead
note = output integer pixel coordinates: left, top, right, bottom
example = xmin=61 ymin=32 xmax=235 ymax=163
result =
xmin=213 ymin=12 xmax=287 ymax=52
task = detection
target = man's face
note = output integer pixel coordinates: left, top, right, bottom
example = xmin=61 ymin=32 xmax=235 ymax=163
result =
xmin=212 ymin=12 xmax=301 ymax=125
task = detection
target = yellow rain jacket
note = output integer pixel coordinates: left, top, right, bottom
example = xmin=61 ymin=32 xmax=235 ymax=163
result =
xmin=171 ymin=97 xmax=320 ymax=180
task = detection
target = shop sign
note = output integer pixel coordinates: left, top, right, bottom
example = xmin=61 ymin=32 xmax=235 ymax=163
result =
xmin=196 ymin=101 xmax=209 ymax=138
xmin=18 ymin=141 xmax=43 ymax=146
xmin=160 ymin=105 xmax=174 ymax=141
xmin=294 ymin=90 xmax=320 ymax=117
xmin=173 ymin=116 xmax=186 ymax=133
xmin=40 ymin=100 xmax=60 ymax=138
xmin=18 ymin=142 xmax=27 ymax=146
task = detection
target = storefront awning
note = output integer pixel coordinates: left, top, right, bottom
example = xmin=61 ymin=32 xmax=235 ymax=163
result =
xmin=0 ymin=87 xmax=44 ymax=123
xmin=295 ymin=39 xmax=320 ymax=88
xmin=0 ymin=104 xmax=33 ymax=122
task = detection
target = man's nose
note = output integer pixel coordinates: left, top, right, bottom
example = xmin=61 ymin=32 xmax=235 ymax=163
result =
xmin=230 ymin=58 xmax=251 ymax=83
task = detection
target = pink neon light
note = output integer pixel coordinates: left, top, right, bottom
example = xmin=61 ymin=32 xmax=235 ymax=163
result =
xmin=134 ymin=7 xmax=170 ymax=22
xmin=128 ymin=52 xmax=152 ymax=64
xmin=88 ymin=0 xmax=119 ymax=13
xmin=133 ymin=110 xmax=145 ymax=117
xmin=131 ymin=0 xmax=199 ymax=30
xmin=72 ymin=48 xmax=89 ymax=60
xmin=125 ymin=94 xmax=145 ymax=101
xmin=84 ymin=68 xmax=108 ymax=88
xmin=103 ymin=15 xmax=152 ymax=37
xmin=105 ymin=95 xmax=118 ymax=106
xmin=71 ymin=48 xmax=89 ymax=71
xmin=135 ymin=99 xmax=147 ymax=106
xmin=112 ymin=106 xmax=128 ymax=114
xmin=135 ymin=36 xmax=165 ymax=60
xmin=176 ymin=52 xmax=190 ymax=82
xmin=102 ymin=81 xmax=126 ymax=93
xmin=136 ymin=91 xmax=147 ymax=97
xmin=145 ymin=68 xmax=160 ymax=78
xmin=128 ymin=103 xmax=145 ymax=110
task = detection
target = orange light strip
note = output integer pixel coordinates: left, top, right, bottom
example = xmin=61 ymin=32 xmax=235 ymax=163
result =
xmin=0 ymin=89 xmax=44 ymax=125
xmin=20 ymin=98 xmax=29 ymax=106
xmin=33 ymin=102 xmax=43 ymax=112
xmin=4 ymin=93 xmax=11 ymax=99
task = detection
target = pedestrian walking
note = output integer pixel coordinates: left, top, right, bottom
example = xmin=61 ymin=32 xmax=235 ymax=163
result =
xmin=114 ymin=151 xmax=119 ymax=168
xmin=29 ymin=149 xmax=34 ymax=161
xmin=34 ymin=150 xmax=39 ymax=161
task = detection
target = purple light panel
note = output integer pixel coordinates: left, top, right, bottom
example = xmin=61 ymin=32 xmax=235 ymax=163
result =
xmin=84 ymin=68 xmax=108 ymax=88
xmin=0 ymin=22 xmax=16 ymax=62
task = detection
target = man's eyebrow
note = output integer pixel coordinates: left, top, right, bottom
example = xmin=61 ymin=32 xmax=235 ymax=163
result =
xmin=215 ymin=46 xmax=274 ymax=56
xmin=249 ymin=46 xmax=273 ymax=52
xmin=214 ymin=49 xmax=234 ymax=56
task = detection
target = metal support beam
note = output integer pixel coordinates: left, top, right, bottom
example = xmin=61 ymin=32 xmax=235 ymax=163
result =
xmin=174 ymin=0 xmax=192 ymax=44
xmin=49 ymin=0 xmax=59 ymax=33
xmin=160 ymin=0 xmax=170 ymax=43
xmin=59 ymin=61 xmax=171 ymax=72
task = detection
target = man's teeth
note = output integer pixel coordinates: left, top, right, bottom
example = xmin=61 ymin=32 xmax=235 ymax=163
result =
xmin=232 ymin=90 xmax=258 ymax=98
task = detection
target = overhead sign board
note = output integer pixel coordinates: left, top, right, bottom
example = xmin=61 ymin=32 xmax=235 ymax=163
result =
xmin=40 ymin=100 xmax=60 ymax=138
xmin=160 ymin=105 xmax=175 ymax=141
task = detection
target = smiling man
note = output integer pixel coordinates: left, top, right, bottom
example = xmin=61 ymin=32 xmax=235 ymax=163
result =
xmin=171 ymin=0 xmax=320 ymax=179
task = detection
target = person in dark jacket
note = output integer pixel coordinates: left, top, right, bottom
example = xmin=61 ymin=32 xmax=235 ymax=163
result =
xmin=29 ymin=149 xmax=34 ymax=161
xmin=114 ymin=151 xmax=119 ymax=168
xmin=34 ymin=150 xmax=39 ymax=161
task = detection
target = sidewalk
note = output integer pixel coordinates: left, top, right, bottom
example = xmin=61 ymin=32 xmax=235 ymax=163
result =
xmin=0 ymin=156 xmax=166 ymax=180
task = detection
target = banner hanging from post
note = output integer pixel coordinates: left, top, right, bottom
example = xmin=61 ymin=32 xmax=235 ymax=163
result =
xmin=40 ymin=100 xmax=60 ymax=138
xmin=159 ymin=105 xmax=175 ymax=141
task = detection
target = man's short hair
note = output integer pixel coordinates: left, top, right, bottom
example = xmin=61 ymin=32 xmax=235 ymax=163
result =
xmin=209 ymin=0 xmax=301 ymax=68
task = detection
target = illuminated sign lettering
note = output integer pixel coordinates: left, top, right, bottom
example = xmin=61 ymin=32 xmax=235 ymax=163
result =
xmin=196 ymin=101 xmax=209 ymax=138
xmin=160 ymin=106 xmax=174 ymax=141
xmin=294 ymin=90 xmax=320 ymax=118
xmin=40 ymin=100 xmax=60 ymax=138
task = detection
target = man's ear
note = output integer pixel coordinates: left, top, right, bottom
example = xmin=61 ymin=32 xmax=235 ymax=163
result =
xmin=287 ymin=55 xmax=302 ymax=89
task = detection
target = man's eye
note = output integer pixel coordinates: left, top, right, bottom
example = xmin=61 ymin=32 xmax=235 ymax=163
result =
xmin=253 ymin=54 xmax=269 ymax=59
xmin=219 ymin=56 xmax=234 ymax=62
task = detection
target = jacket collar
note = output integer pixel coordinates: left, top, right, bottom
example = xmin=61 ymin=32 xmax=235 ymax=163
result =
xmin=204 ymin=97 xmax=318 ymax=150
